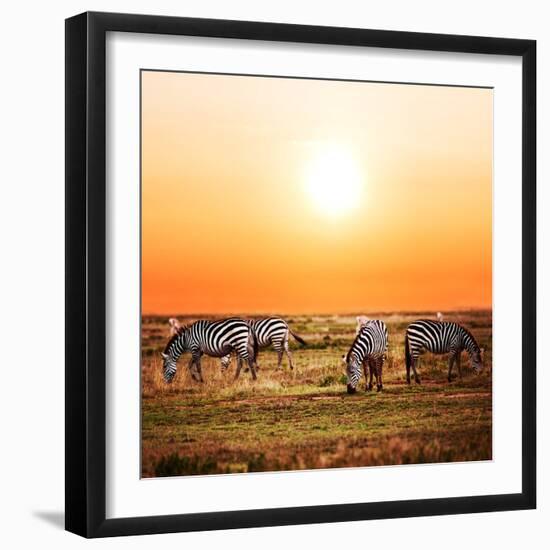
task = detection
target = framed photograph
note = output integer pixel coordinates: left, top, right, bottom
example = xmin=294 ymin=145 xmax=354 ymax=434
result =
xmin=65 ymin=11 xmax=536 ymax=538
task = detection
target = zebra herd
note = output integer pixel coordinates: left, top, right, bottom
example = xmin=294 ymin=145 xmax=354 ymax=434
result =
xmin=161 ymin=315 xmax=485 ymax=392
xmin=162 ymin=317 xmax=305 ymax=383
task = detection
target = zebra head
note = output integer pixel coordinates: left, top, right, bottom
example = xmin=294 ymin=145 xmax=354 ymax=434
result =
xmin=471 ymin=347 xmax=485 ymax=374
xmin=161 ymin=352 xmax=178 ymax=383
xmin=343 ymin=353 xmax=361 ymax=394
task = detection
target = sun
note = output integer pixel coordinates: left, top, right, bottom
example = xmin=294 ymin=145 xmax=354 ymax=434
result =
xmin=305 ymin=145 xmax=364 ymax=217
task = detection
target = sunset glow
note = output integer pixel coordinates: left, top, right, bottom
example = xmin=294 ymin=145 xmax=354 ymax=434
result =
xmin=141 ymin=71 xmax=492 ymax=314
xmin=305 ymin=145 xmax=364 ymax=217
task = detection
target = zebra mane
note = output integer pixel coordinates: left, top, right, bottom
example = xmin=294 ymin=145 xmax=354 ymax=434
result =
xmin=460 ymin=324 xmax=481 ymax=353
xmin=345 ymin=347 xmax=352 ymax=363
xmin=163 ymin=325 xmax=188 ymax=354
xmin=346 ymin=329 xmax=365 ymax=363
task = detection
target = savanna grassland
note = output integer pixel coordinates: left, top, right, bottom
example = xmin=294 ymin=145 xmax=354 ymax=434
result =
xmin=141 ymin=310 xmax=492 ymax=478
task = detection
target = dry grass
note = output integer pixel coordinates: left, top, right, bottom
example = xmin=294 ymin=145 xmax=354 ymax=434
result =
xmin=141 ymin=310 xmax=492 ymax=477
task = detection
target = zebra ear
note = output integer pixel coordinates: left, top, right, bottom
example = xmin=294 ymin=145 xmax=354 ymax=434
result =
xmin=161 ymin=352 xmax=169 ymax=360
xmin=480 ymin=347 xmax=485 ymax=356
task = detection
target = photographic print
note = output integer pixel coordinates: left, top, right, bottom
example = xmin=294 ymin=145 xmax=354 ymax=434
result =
xmin=140 ymin=70 xmax=492 ymax=478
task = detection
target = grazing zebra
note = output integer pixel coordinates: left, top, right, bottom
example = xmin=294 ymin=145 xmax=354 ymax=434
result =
xmin=404 ymin=320 xmax=484 ymax=384
xmin=161 ymin=318 xmax=258 ymax=383
xmin=343 ymin=319 xmax=388 ymax=394
xmin=220 ymin=317 xmax=306 ymax=371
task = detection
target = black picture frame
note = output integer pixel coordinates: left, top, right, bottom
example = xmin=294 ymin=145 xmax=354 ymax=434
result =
xmin=65 ymin=11 xmax=536 ymax=538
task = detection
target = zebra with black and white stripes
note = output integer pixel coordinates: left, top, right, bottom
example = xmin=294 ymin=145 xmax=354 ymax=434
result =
xmin=220 ymin=317 xmax=306 ymax=371
xmin=404 ymin=319 xmax=484 ymax=384
xmin=161 ymin=318 xmax=258 ymax=383
xmin=343 ymin=319 xmax=388 ymax=394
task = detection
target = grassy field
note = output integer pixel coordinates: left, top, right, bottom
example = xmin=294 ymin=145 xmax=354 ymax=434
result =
xmin=141 ymin=310 xmax=492 ymax=477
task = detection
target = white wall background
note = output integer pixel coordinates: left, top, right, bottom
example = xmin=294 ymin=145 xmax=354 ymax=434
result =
xmin=0 ymin=1 xmax=546 ymax=548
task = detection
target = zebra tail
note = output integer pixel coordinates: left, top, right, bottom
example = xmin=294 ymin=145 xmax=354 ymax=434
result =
xmin=290 ymin=330 xmax=307 ymax=346
xmin=405 ymin=332 xmax=411 ymax=370
xmin=252 ymin=330 xmax=259 ymax=362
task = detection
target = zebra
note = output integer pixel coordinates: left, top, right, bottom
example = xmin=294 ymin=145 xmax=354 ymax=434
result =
xmin=220 ymin=317 xmax=306 ymax=372
xmin=404 ymin=319 xmax=484 ymax=384
xmin=161 ymin=318 xmax=258 ymax=383
xmin=343 ymin=319 xmax=388 ymax=394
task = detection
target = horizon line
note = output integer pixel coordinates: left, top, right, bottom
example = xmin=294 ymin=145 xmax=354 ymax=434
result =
xmin=141 ymin=306 xmax=493 ymax=317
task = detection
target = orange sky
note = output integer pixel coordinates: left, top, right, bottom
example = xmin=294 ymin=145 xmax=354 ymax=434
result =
xmin=141 ymin=71 xmax=492 ymax=315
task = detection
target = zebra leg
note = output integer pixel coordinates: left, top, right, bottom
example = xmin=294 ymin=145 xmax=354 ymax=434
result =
xmin=283 ymin=334 xmax=294 ymax=370
xmin=193 ymin=356 xmax=204 ymax=383
xmin=370 ymin=358 xmax=380 ymax=391
xmin=246 ymin=354 xmax=257 ymax=380
xmin=368 ymin=359 xmax=375 ymax=391
xmin=406 ymin=359 xmax=411 ymax=385
xmin=234 ymin=355 xmax=243 ymax=380
xmin=411 ymin=357 xmax=421 ymax=384
xmin=196 ymin=360 xmax=205 ymax=383
xmin=272 ymin=339 xmax=284 ymax=370
xmin=456 ymin=352 xmax=462 ymax=380
xmin=245 ymin=338 xmax=258 ymax=380
xmin=244 ymin=345 xmax=259 ymax=373
xmin=187 ymin=357 xmax=199 ymax=381
xmin=243 ymin=348 xmax=251 ymax=372
xmin=276 ymin=346 xmax=284 ymax=369
xmin=377 ymin=355 xmax=384 ymax=391
xmin=447 ymin=353 xmax=456 ymax=382
xmin=243 ymin=352 xmax=258 ymax=373
xmin=362 ymin=360 xmax=371 ymax=391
